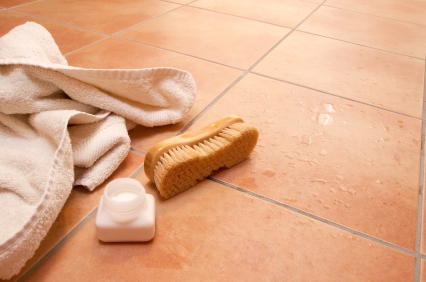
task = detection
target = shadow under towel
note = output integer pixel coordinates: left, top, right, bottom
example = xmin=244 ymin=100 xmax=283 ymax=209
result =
xmin=0 ymin=22 xmax=197 ymax=279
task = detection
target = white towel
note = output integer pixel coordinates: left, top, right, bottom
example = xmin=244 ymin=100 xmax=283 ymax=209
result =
xmin=0 ymin=22 xmax=196 ymax=279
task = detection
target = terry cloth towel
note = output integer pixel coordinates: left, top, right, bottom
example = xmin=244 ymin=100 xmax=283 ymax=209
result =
xmin=0 ymin=22 xmax=196 ymax=279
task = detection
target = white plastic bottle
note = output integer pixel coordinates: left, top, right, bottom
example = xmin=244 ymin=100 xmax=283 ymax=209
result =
xmin=95 ymin=178 xmax=155 ymax=242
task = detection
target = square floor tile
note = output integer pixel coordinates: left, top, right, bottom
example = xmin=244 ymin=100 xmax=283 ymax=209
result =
xmin=325 ymin=0 xmax=426 ymax=26
xmin=118 ymin=6 xmax=290 ymax=69
xmin=186 ymin=73 xmax=421 ymax=250
xmin=253 ymin=31 xmax=424 ymax=118
xmin=298 ymin=6 xmax=426 ymax=59
xmin=0 ymin=10 xmax=106 ymax=55
xmin=13 ymin=0 xmax=180 ymax=34
xmin=65 ymin=37 xmax=243 ymax=151
xmin=190 ymin=0 xmax=319 ymax=28
xmin=0 ymin=0 xmax=37 ymax=8
xmin=23 ymin=178 xmax=415 ymax=281
xmin=5 ymin=151 xmax=144 ymax=282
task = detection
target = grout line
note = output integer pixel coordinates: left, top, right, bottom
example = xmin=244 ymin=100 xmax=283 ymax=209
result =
xmin=177 ymin=0 xmax=328 ymax=134
xmin=130 ymin=165 xmax=145 ymax=179
xmin=8 ymin=4 xmax=424 ymax=120
xmin=17 ymin=208 xmax=99 ymax=282
xmin=322 ymin=4 xmax=426 ymax=28
xmin=9 ymin=10 xmax=110 ymax=36
xmin=111 ymin=36 xmax=245 ymax=71
xmin=251 ymin=71 xmax=423 ymax=121
xmin=245 ymin=0 xmax=327 ymax=72
xmin=2 ymin=0 xmax=43 ymax=9
xmin=414 ymin=56 xmax=426 ymax=282
xmin=177 ymin=71 xmax=247 ymax=135
xmin=16 ymin=163 xmax=145 ymax=281
xmin=185 ymin=5 xmax=299 ymax=29
xmin=4 ymin=0 xmax=423 ymax=278
xmin=130 ymin=146 xmax=147 ymax=155
xmin=63 ymin=37 xmax=109 ymax=57
xmin=209 ymin=177 xmax=417 ymax=257
xmin=296 ymin=30 xmax=425 ymax=61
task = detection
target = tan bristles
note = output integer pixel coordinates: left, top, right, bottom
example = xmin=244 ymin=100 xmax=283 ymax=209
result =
xmin=151 ymin=121 xmax=259 ymax=199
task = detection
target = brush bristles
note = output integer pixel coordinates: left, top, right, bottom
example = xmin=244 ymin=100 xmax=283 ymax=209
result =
xmin=153 ymin=122 xmax=259 ymax=199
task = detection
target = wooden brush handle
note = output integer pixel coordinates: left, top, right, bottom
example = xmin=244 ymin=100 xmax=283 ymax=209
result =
xmin=144 ymin=114 xmax=244 ymax=182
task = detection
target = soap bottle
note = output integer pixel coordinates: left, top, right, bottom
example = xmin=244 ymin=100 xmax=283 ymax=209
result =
xmin=95 ymin=178 xmax=155 ymax=242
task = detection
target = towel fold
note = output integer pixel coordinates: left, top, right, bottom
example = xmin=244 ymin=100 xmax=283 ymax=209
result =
xmin=0 ymin=22 xmax=197 ymax=279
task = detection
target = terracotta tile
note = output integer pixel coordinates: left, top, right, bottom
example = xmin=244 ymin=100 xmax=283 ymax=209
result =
xmin=118 ymin=6 xmax=290 ymax=69
xmin=253 ymin=31 xmax=424 ymax=118
xmin=298 ymin=6 xmax=426 ymax=59
xmin=24 ymin=178 xmax=415 ymax=281
xmin=423 ymin=260 xmax=426 ymax=282
xmin=5 ymin=151 xmax=144 ymax=282
xmin=162 ymin=0 xmax=191 ymax=4
xmin=190 ymin=0 xmax=319 ymax=28
xmin=0 ymin=10 xmax=106 ymax=54
xmin=13 ymin=0 xmax=180 ymax=34
xmin=186 ymin=73 xmax=421 ymax=250
xmin=0 ymin=0 xmax=37 ymax=8
xmin=66 ymin=37 xmax=243 ymax=151
xmin=423 ymin=150 xmax=426 ymax=254
xmin=325 ymin=0 xmax=426 ymax=26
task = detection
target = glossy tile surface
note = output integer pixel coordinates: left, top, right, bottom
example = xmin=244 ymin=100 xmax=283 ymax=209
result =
xmin=188 ymin=73 xmax=421 ymax=250
xmin=1 ymin=0 xmax=425 ymax=280
xmin=299 ymin=6 xmax=426 ymax=58
xmin=118 ymin=6 xmax=290 ymax=69
xmin=423 ymin=260 xmax=426 ymax=282
xmin=253 ymin=31 xmax=424 ymax=118
xmin=0 ymin=0 xmax=37 ymax=8
xmin=325 ymin=0 xmax=426 ymax=26
xmin=13 ymin=0 xmax=180 ymax=34
xmin=25 ymin=179 xmax=415 ymax=282
xmin=191 ymin=0 xmax=319 ymax=28
xmin=0 ymin=10 xmax=105 ymax=54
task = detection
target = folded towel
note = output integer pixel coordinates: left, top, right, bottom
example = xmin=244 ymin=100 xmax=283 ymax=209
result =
xmin=0 ymin=22 xmax=197 ymax=279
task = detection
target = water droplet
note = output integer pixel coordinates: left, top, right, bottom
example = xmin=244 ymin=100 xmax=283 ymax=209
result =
xmin=323 ymin=103 xmax=336 ymax=113
xmin=311 ymin=179 xmax=327 ymax=184
xmin=262 ymin=170 xmax=276 ymax=177
xmin=297 ymin=133 xmax=314 ymax=145
xmin=383 ymin=126 xmax=389 ymax=131
xmin=312 ymin=113 xmax=333 ymax=125
xmin=348 ymin=188 xmax=356 ymax=195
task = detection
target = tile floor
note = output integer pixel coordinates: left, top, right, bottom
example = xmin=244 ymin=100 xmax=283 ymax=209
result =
xmin=0 ymin=0 xmax=425 ymax=281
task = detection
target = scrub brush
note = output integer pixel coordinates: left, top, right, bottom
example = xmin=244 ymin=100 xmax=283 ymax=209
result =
xmin=144 ymin=114 xmax=259 ymax=199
